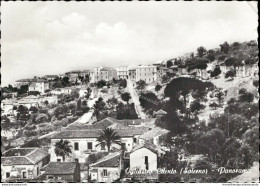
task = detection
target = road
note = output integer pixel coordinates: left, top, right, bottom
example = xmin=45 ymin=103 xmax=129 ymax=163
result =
xmin=39 ymin=90 xmax=99 ymax=139
xmin=229 ymin=161 xmax=259 ymax=182
xmin=127 ymin=79 xmax=146 ymax=119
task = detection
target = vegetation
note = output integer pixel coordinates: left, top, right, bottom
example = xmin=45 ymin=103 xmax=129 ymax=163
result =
xmin=54 ymin=139 xmax=72 ymax=161
xmin=136 ymin=80 xmax=147 ymax=91
xmin=121 ymin=92 xmax=131 ymax=104
xmin=96 ymin=128 xmax=121 ymax=152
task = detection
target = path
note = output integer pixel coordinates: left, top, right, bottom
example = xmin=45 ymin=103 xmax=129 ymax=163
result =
xmin=229 ymin=161 xmax=259 ymax=183
xmin=127 ymin=79 xmax=146 ymax=119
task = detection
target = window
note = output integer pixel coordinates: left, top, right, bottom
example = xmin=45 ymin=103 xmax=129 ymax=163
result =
xmin=48 ymin=175 xmax=54 ymax=179
xmin=121 ymin=143 xmax=126 ymax=149
xmin=133 ymin=138 xmax=137 ymax=143
xmin=87 ymin=142 xmax=93 ymax=150
xmin=145 ymin=156 xmax=149 ymax=170
xmin=101 ymin=142 xmax=106 ymax=150
xmin=103 ymin=169 xmax=108 ymax=177
xmin=74 ymin=142 xmax=79 ymax=151
xmin=22 ymin=171 xmax=27 ymax=178
xmin=57 ymin=159 xmax=61 ymax=162
xmin=75 ymin=158 xmax=79 ymax=163
xmin=6 ymin=172 xmax=10 ymax=178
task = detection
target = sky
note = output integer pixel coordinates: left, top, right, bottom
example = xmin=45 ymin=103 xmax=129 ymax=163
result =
xmin=1 ymin=1 xmax=258 ymax=86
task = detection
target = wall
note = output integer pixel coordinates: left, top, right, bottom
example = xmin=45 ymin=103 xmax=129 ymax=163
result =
xmin=130 ymin=148 xmax=157 ymax=171
xmin=96 ymin=167 xmax=120 ymax=182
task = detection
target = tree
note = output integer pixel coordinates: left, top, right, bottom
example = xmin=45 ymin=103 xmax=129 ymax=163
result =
xmin=206 ymin=50 xmax=215 ymax=62
xmin=220 ymin=42 xmax=230 ymax=54
xmin=71 ymin=90 xmax=80 ymax=99
xmin=218 ymin=55 xmax=227 ymax=61
xmin=164 ymin=77 xmax=213 ymax=117
xmin=35 ymin=113 xmax=49 ymax=124
xmin=238 ymin=89 xmax=254 ymax=103
xmin=155 ymin=84 xmax=162 ymax=92
xmin=92 ymin=98 xmax=106 ymax=121
xmin=136 ymin=80 xmax=147 ymax=91
xmin=54 ymin=139 xmax=72 ymax=161
xmin=139 ymin=92 xmax=160 ymax=112
xmin=61 ymin=77 xmax=70 ymax=87
xmin=190 ymin=100 xmax=205 ymax=113
xmin=197 ymin=46 xmax=207 ymax=57
xmin=116 ymin=102 xmax=138 ymax=119
xmin=253 ymin=80 xmax=259 ymax=87
xmin=225 ymin=70 xmax=235 ymax=79
xmin=97 ymin=80 xmax=106 ymax=88
xmin=210 ymin=67 xmax=221 ymax=78
xmin=17 ymin=85 xmax=28 ymax=95
xmin=121 ymin=92 xmax=131 ymax=104
xmin=166 ymin=60 xmax=173 ymax=68
xmin=29 ymin=106 xmax=38 ymax=114
xmin=215 ymin=89 xmax=224 ymax=105
xmin=224 ymin=57 xmax=237 ymax=67
xmin=96 ymin=128 xmax=121 ymax=152
xmin=209 ymin=102 xmax=218 ymax=110
xmin=119 ymin=79 xmax=127 ymax=88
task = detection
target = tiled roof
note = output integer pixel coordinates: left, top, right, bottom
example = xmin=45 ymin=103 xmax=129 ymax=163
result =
xmin=131 ymin=142 xmax=158 ymax=154
xmin=1 ymin=157 xmax=33 ymax=165
xmin=51 ymin=127 xmax=150 ymax=139
xmin=15 ymin=79 xmax=33 ymax=82
xmin=1 ymin=148 xmax=49 ymax=165
xmin=91 ymin=151 xmax=121 ymax=168
xmin=43 ymin=162 xmax=77 ymax=175
xmin=139 ymin=127 xmax=169 ymax=141
xmin=100 ymin=67 xmax=115 ymax=71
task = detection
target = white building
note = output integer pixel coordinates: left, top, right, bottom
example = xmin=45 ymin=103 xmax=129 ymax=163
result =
xmin=116 ymin=66 xmax=129 ymax=79
xmin=28 ymin=80 xmax=49 ymax=94
xmin=49 ymin=118 xmax=150 ymax=163
xmin=136 ymin=65 xmax=157 ymax=83
xmin=94 ymin=66 xmax=118 ymax=82
xmin=129 ymin=142 xmax=158 ymax=171
xmin=89 ymin=151 xmax=122 ymax=182
xmin=1 ymin=148 xmax=50 ymax=181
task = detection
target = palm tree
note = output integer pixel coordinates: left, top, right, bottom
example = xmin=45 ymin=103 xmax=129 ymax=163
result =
xmin=96 ymin=128 xmax=121 ymax=152
xmin=54 ymin=139 xmax=72 ymax=161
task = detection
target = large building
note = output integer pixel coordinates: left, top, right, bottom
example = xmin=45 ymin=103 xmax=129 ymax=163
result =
xmin=116 ymin=66 xmax=129 ymax=79
xmin=94 ymin=66 xmax=117 ymax=82
xmin=28 ymin=79 xmax=50 ymax=94
xmin=136 ymin=65 xmax=157 ymax=83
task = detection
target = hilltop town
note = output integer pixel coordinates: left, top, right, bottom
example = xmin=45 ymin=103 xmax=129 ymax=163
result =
xmin=1 ymin=40 xmax=259 ymax=183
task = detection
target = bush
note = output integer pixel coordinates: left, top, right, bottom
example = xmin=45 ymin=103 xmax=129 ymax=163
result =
xmin=218 ymin=55 xmax=226 ymax=61
xmin=225 ymin=70 xmax=235 ymax=78
xmin=210 ymin=67 xmax=221 ymax=78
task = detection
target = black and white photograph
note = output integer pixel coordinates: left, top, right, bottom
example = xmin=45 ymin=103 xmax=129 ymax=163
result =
xmin=1 ymin=1 xmax=259 ymax=184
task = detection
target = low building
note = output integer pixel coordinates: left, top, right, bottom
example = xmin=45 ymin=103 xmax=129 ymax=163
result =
xmin=157 ymin=66 xmax=168 ymax=80
xmin=39 ymin=96 xmax=58 ymax=105
xmin=41 ymin=162 xmax=80 ymax=182
xmin=128 ymin=68 xmax=136 ymax=80
xmin=13 ymin=79 xmax=33 ymax=89
xmin=1 ymin=148 xmax=50 ymax=181
xmin=1 ymin=98 xmax=18 ymax=116
xmin=17 ymin=95 xmax=39 ymax=109
xmin=44 ymin=75 xmax=59 ymax=81
xmin=89 ymin=151 xmax=122 ymax=182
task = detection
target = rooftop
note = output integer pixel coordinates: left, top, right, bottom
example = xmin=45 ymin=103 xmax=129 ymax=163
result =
xmin=42 ymin=162 xmax=77 ymax=175
xmin=1 ymin=148 xmax=49 ymax=165
xmin=139 ymin=127 xmax=169 ymax=141
xmin=90 ymin=151 xmax=121 ymax=168
xmin=131 ymin=142 xmax=158 ymax=154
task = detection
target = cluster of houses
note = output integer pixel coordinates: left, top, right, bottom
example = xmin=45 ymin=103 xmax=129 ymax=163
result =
xmin=1 ymin=116 xmax=170 ymax=182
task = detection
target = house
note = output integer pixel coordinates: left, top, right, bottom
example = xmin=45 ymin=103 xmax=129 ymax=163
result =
xmin=79 ymin=87 xmax=90 ymax=97
xmin=17 ymin=95 xmax=39 ymax=109
xmin=128 ymin=68 xmax=136 ymax=80
xmin=94 ymin=66 xmax=118 ymax=82
xmin=40 ymin=162 xmax=80 ymax=182
xmin=13 ymin=79 xmax=33 ymax=89
xmin=44 ymin=75 xmax=59 ymax=81
xmin=1 ymin=98 xmax=18 ymax=116
xmin=79 ymin=163 xmax=89 ymax=182
xmin=116 ymin=66 xmax=129 ymax=79
xmin=127 ymin=142 xmax=160 ymax=181
xmin=60 ymin=87 xmax=75 ymax=94
xmin=28 ymin=79 xmax=50 ymax=94
xmin=1 ymin=148 xmax=50 ymax=181
xmin=138 ymin=127 xmax=170 ymax=147
xmin=49 ymin=118 xmax=151 ymax=163
xmin=89 ymin=151 xmax=122 ymax=182
xmin=153 ymin=109 xmax=167 ymax=118
xmin=39 ymin=96 xmax=58 ymax=105
xmin=136 ymin=65 xmax=157 ymax=83
xmin=157 ymin=66 xmax=168 ymax=80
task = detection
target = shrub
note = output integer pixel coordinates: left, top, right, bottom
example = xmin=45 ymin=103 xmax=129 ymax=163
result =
xmin=225 ymin=70 xmax=235 ymax=78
